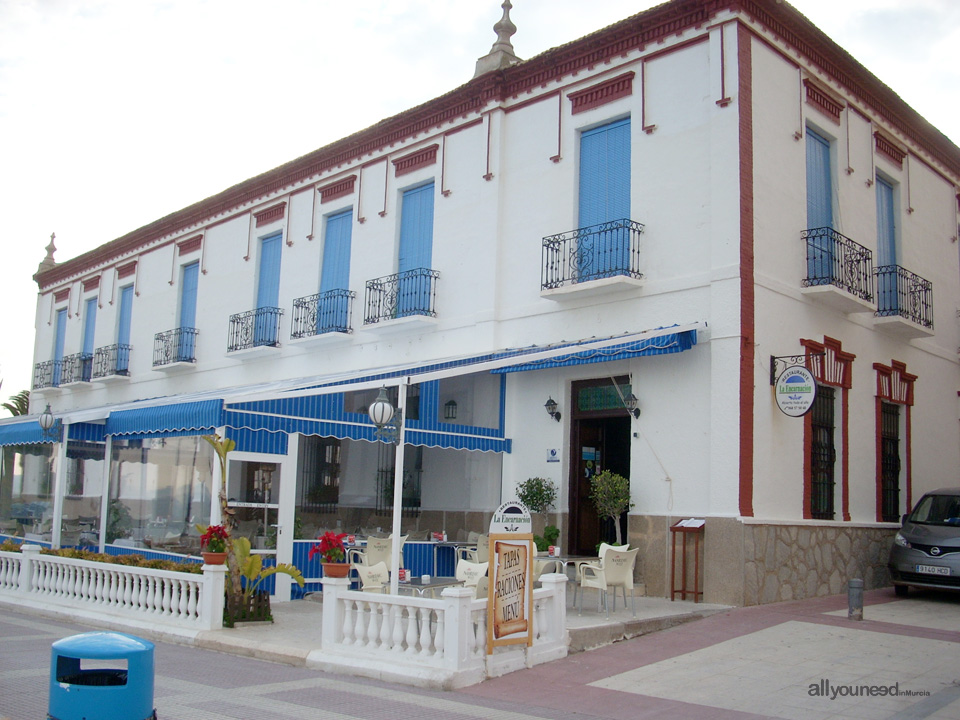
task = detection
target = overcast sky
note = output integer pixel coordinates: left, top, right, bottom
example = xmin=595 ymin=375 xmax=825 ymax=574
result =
xmin=1 ymin=0 xmax=957 ymax=399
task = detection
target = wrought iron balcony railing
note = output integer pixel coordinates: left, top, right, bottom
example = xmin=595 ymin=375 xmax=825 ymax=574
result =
xmin=153 ymin=327 xmax=198 ymax=366
xmin=364 ymin=268 xmax=440 ymax=324
xmin=93 ymin=344 xmax=132 ymax=378
xmin=541 ymin=218 xmax=644 ymax=290
xmin=800 ymin=227 xmax=875 ymax=302
xmin=875 ymin=265 xmax=933 ymax=328
xmin=291 ymin=289 xmax=356 ymax=338
xmin=228 ymin=307 xmax=284 ymax=352
xmin=60 ymin=353 xmax=93 ymax=384
xmin=33 ymin=359 xmax=63 ymax=389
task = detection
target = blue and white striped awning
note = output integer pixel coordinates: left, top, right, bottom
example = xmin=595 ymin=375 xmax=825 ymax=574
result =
xmin=105 ymin=399 xmax=223 ymax=438
xmin=0 ymin=419 xmax=106 ymax=447
xmin=490 ymin=328 xmax=696 ymax=373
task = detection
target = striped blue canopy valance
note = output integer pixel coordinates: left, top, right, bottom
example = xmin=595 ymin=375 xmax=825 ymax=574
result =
xmin=490 ymin=328 xmax=696 ymax=374
xmin=106 ymin=399 xmax=223 ymax=438
xmin=0 ymin=419 xmax=105 ymax=447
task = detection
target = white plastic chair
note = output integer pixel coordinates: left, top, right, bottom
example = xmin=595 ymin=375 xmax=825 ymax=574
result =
xmin=354 ymin=562 xmax=389 ymax=593
xmin=572 ymin=543 xmax=628 ymax=607
xmin=578 ymin=546 xmax=639 ymax=617
xmin=456 ymin=559 xmax=488 ymax=592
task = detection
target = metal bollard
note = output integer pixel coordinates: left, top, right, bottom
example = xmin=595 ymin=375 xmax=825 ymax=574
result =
xmin=848 ymin=578 xmax=864 ymax=621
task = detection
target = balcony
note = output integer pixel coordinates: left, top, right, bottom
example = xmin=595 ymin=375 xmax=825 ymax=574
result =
xmin=32 ymin=359 xmax=63 ymax=391
xmin=800 ymin=228 xmax=875 ymax=314
xmin=364 ymin=268 xmax=439 ymax=329
xmin=290 ymin=289 xmax=356 ymax=348
xmin=59 ymin=353 xmax=93 ymax=386
xmin=153 ymin=327 xmax=198 ymax=371
xmin=541 ymin=219 xmax=644 ymax=298
xmin=874 ymin=265 xmax=934 ymax=338
xmin=92 ymin=344 xmax=131 ymax=382
xmin=227 ymin=306 xmax=284 ymax=357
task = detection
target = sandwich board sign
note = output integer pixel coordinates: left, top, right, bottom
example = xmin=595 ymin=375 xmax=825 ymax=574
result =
xmin=487 ymin=501 xmax=534 ymax=651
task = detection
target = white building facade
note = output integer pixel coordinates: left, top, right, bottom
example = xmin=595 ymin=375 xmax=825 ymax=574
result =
xmin=2 ymin=0 xmax=958 ymax=606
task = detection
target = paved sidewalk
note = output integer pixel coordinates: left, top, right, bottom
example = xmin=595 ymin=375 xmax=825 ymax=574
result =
xmin=3 ymin=588 xmax=959 ymax=719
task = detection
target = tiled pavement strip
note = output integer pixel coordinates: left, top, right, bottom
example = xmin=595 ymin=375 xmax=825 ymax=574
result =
xmin=2 ymin=588 xmax=960 ymax=720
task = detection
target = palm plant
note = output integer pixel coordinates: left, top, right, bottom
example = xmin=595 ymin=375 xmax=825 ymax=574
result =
xmin=1 ymin=386 xmax=29 ymax=522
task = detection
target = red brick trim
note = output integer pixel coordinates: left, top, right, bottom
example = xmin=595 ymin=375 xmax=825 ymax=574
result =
xmin=801 ymin=337 xmax=856 ymax=520
xmin=803 ymin=78 xmax=843 ymax=124
xmin=874 ymin=131 xmax=906 ymax=167
xmin=569 ymin=72 xmax=635 ymax=115
xmin=53 ymin=288 xmax=70 ymax=304
xmin=116 ymin=260 xmax=137 ymax=279
xmin=738 ymin=22 xmax=755 ymax=518
xmin=254 ymin=202 xmax=286 ymax=227
xmin=82 ymin=276 xmax=100 ymax=292
xmin=873 ymin=360 xmax=916 ymax=521
xmin=177 ymin=234 xmax=203 ymax=255
xmin=393 ymin=145 xmax=439 ymax=177
xmin=318 ymin=175 xmax=357 ymax=203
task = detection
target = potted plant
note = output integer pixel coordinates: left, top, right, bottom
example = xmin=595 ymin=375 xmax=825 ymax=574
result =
xmin=309 ymin=530 xmax=349 ymax=577
xmin=589 ymin=469 xmax=634 ymax=546
xmin=516 ymin=476 xmax=558 ymax=552
xmin=225 ymin=536 xmax=305 ymax=625
xmin=199 ymin=524 xmax=229 ymax=565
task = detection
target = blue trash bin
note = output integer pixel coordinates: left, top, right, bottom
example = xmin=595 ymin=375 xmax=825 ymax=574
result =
xmin=48 ymin=631 xmax=156 ymax=720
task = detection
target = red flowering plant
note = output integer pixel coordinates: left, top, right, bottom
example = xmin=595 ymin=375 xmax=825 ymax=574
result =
xmin=308 ymin=531 xmax=348 ymax=563
xmin=199 ymin=524 xmax=229 ymax=553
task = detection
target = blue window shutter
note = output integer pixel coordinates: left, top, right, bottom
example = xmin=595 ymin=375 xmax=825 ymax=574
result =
xmin=179 ymin=262 xmax=199 ymax=329
xmin=53 ymin=307 xmax=67 ymax=385
xmin=320 ymin=210 xmax=352 ymax=293
xmin=257 ymin=233 xmax=282 ymax=309
xmin=805 ymin=129 xmax=833 ymax=230
xmin=805 ymin=129 xmax=834 ymax=280
xmin=179 ymin=262 xmax=199 ymax=361
xmin=83 ymin=298 xmax=97 ymax=356
xmin=117 ymin=285 xmax=134 ymax=374
xmin=117 ymin=285 xmax=134 ymax=346
xmin=876 ymin=176 xmax=896 ymax=266
xmin=579 ymin=118 xmax=631 ymax=279
xmin=876 ymin=175 xmax=898 ymax=314
xmin=398 ymin=183 xmax=435 ymax=315
xmin=399 ymin=183 xmax=435 ymax=272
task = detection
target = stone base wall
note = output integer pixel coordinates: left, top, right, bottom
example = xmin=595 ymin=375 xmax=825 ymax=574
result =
xmin=741 ymin=522 xmax=896 ymax=606
xmin=626 ymin=515 xmax=897 ymax=607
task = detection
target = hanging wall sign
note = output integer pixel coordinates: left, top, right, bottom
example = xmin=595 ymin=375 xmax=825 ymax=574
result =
xmin=774 ymin=365 xmax=817 ymax=417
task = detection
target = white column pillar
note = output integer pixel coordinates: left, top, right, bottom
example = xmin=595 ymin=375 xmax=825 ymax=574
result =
xmin=198 ymin=564 xmax=227 ymax=631
xmin=320 ymin=576 xmax=350 ymax=650
xmin=274 ymin=432 xmax=298 ymax=602
xmin=98 ymin=435 xmax=113 ymax=552
xmin=50 ymin=426 xmax=69 ymax=548
xmin=389 ymin=379 xmax=408 ymax=595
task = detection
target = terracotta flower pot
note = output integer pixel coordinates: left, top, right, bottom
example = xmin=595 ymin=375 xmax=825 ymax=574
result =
xmin=202 ymin=551 xmax=227 ymax=565
xmin=322 ymin=562 xmax=350 ymax=578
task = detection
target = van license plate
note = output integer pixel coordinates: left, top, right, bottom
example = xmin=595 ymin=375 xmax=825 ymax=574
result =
xmin=916 ymin=565 xmax=950 ymax=576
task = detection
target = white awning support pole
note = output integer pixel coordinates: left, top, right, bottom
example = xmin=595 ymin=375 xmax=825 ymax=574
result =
xmin=389 ymin=378 xmax=409 ymax=595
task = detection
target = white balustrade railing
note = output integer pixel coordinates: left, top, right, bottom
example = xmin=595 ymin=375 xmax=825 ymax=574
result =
xmin=0 ymin=544 xmax=226 ymax=632
xmin=317 ymin=574 xmax=568 ymax=688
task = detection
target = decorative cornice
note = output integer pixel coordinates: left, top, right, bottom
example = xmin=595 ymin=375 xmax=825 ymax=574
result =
xmin=803 ymin=78 xmax=843 ymax=124
xmin=177 ymin=234 xmax=203 ymax=255
xmin=53 ymin=288 xmax=70 ymax=304
xmin=874 ymin=131 xmax=906 ymax=167
xmin=116 ymin=260 xmax=137 ymax=279
xmin=254 ymin=202 xmax=286 ymax=227
xmin=82 ymin=276 xmax=100 ymax=292
xmin=33 ymin=0 xmax=960 ymax=290
xmin=569 ymin=72 xmax=635 ymax=115
xmin=318 ymin=175 xmax=357 ymax=203
xmin=393 ymin=145 xmax=439 ymax=177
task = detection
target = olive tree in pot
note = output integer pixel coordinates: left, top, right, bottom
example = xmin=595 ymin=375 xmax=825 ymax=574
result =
xmin=589 ymin=470 xmax=634 ymax=546
xmin=516 ymin=476 xmax=559 ymax=552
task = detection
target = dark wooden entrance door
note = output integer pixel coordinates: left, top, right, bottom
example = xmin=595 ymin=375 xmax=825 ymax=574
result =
xmin=568 ymin=380 xmax=631 ymax=556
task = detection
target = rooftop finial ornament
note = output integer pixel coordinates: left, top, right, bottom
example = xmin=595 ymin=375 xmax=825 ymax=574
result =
xmin=474 ymin=0 xmax=520 ymax=78
xmin=36 ymin=232 xmax=57 ymax=275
